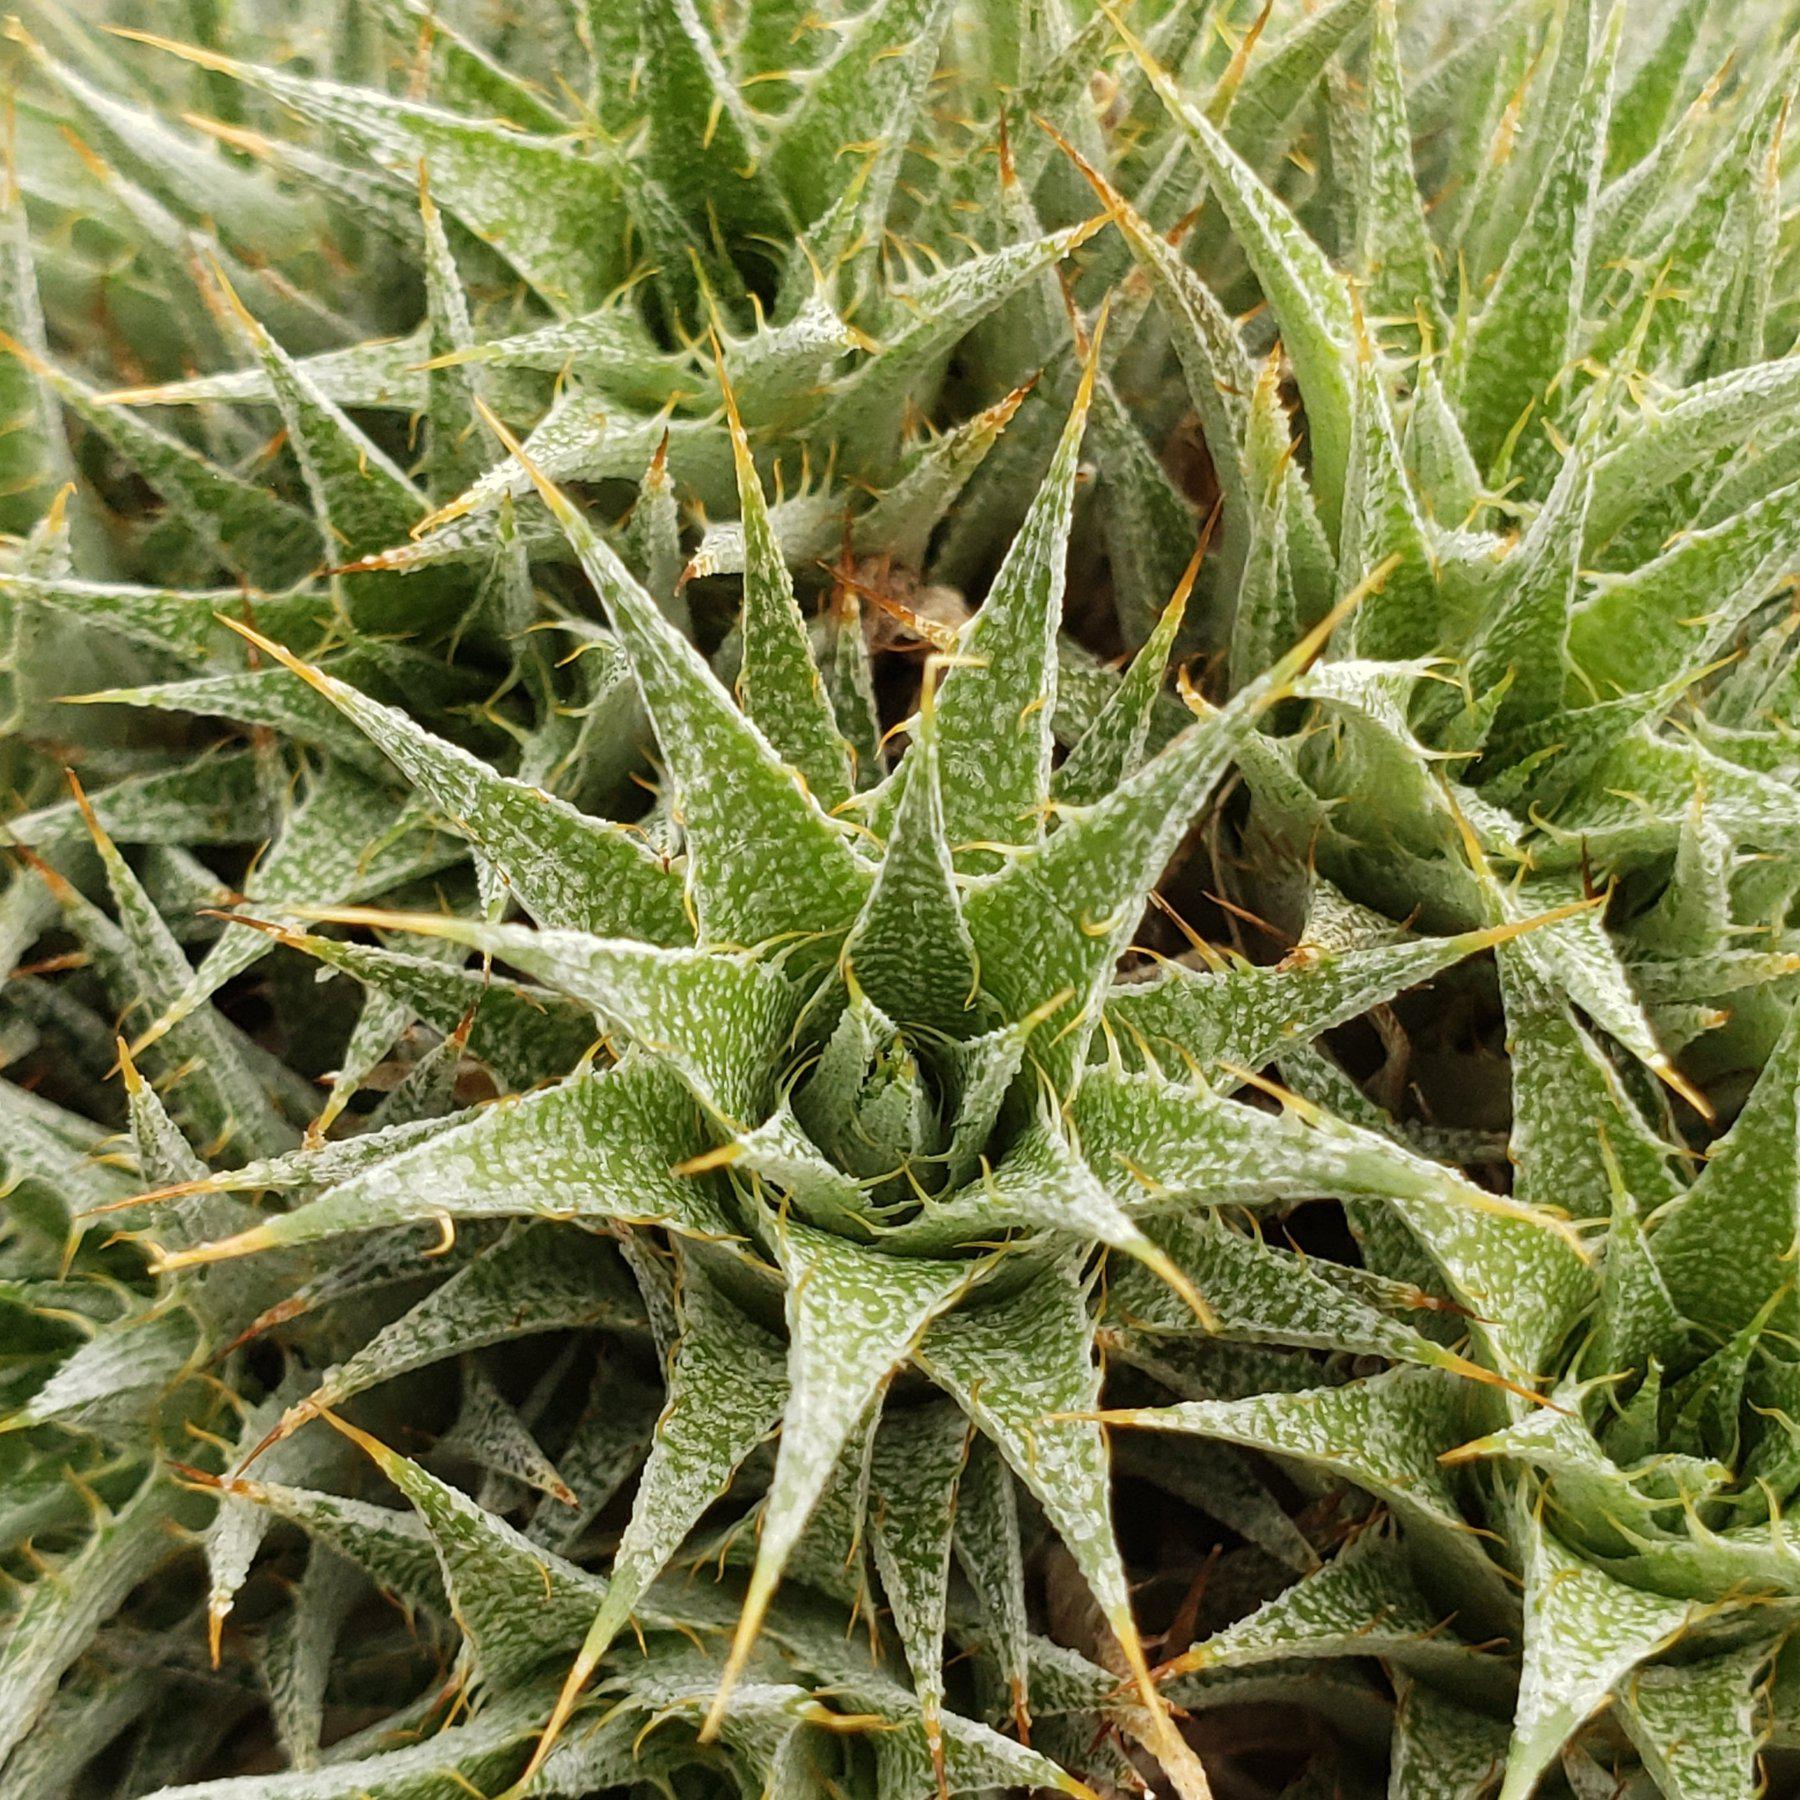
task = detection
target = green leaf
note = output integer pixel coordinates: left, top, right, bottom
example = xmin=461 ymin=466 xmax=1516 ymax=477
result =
xmin=1126 ymin=17 xmax=1356 ymax=537
xmin=930 ymin=350 xmax=1098 ymax=869
xmin=127 ymin=34 xmax=626 ymax=313
xmin=260 ymin=1544 xmax=362 ymax=1772
xmin=1106 ymin=1210 xmax=1488 ymax=1380
xmin=216 ymin=281 xmax=426 ymax=563
xmin=867 ymin=1401 xmax=969 ymax=1786
xmin=1651 ymin=1000 xmax=1800 ymax=1337
xmin=1453 ymin=8 xmax=1620 ymax=472
xmin=1605 ymin=0 xmax=1707 ymax=177
xmin=1355 ymin=0 xmax=1444 ymax=345
xmin=951 ymin=1434 xmax=1032 ymax=1732
xmin=1105 ymin=919 xmax=1524 ymax=1078
xmin=71 ymin=792 xmax=295 ymax=1163
xmin=916 ymin=1260 xmax=1212 ymax=1799
xmin=1342 ymin=348 xmax=1440 ymax=661
xmin=1100 ymin=1365 xmax=1503 ymax=1606
xmin=725 ymin=392 xmax=854 ymax=812
xmin=1569 ymin=477 xmax=1800 ymax=696
xmin=638 ymin=0 xmax=787 ymax=245
xmin=718 ymin=1220 xmax=979 ymax=1712
xmin=964 ymin=698 xmax=1261 ymax=1091
xmin=303 ymin=1223 xmax=641 ymax=1419
xmin=519 ymin=449 xmax=874 ymax=949
xmin=1585 ymin=355 xmax=1800 ymax=552
xmin=154 ymin=1054 xmax=736 ymax=1273
xmin=1073 ymin=1063 xmax=1593 ymax=1381
xmin=227 ymin=626 xmax=691 ymax=943
xmin=769 ymin=0 xmax=955 ymax=238
xmin=1497 ymin=945 xmax=1680 ymax=1228
xmin=0 ymin=1476 xmax=179 ymax=1766
xmin=843 ymin=692 xmax=980 ymax=1035
xmin=1388 ymin=1672 xmax=1511 ymax=1800
xmin=814 ymin=221 xmax=1104 ymax=471
xmin=1222 ymin=0 xmax=1376 ymax=173
xmin=526 ymin=1250 xmax=788 ymax=1770
xmin=12 ymin=349 xmax=318 ymax=586
xmin=1164 ymin=1524 xmax=1494 ymax=1686
xmin=1057 ymin=559 xmax=1192 ymax=806
xmin=0 ymin=166 xmax=73 ymax=539
xmin=1617 ymin=1637 xmax=1776 ymax=1800
xmin=1500 ymin=1491 xmax=1695 ymax=1800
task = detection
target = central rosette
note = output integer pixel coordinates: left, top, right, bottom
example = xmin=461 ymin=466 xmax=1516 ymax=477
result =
xmin=790 ymin=1001 xmax=951 ymax=1211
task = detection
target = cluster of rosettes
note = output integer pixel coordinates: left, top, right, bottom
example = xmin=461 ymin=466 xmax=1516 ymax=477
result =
xmin=4 ymin=0 xmax=1800 ymax=1797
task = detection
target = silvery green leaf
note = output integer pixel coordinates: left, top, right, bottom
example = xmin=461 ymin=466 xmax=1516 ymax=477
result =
xmin=1356 ymin=0 xmax=1444 ymax=344
xmin=531 ymin=465 xmax=873 ymax=949
xmin=23 ymin=353 xmax=318 ymax=587
xmin=964 ymin=699 xmax=1258 ymax=1091
xmin=226 ymin=641 xmax=690 ymax=944
xmin=844 ymin=691 xmax=980 ymax=1034
xmin=128 ymin=41 xmax=627 ymax=313
xmin=1570 ymin=477 xmax=1800 ymax=697
xmin=271 ymin=930 xmax=595 ymax=1093
xmin=1058 ymin=564 xmax=1190 ymax=807
xmin=1501 ymin=1490 xmax=1696 ymax=1800
xmin=305 ymin=1222 xmax=641 ymax=1418
xmin=770 ymin=0 xmax=955 ymax=265
xmin=925 ymin=353 xmax=1096 ymax=871
xmin=867 ymin=1401 xmax=969 ymax=1785
xmin=1101 ymin=1365 xmax=1503 ymax=1605
xmin=1342 ymin=351 xmax=1440 ymax=662
xmin=1164 ymin=1525 xmax=1500 ymax=1690
xmin=727 ymin=1219 xmax=977 ymax=1677
xmin=438 ymin=1358 xmax=575 ymax=1506
xmin=0 ymin=1476 xmax=179 ymax=1767
xmin=1072 ymin=1066 xmax=1593 ymax=1380
xmin=1453 ymin=9 xmax=1619 ymax=474
xmin=1617 ymin=1636 xmax=1776 ymax=1800
xmin=1652 ymin=1001 xmax=1800 ymax=1336
xmin=1387 ymin=1672 xmax=1509 ymax=1800
xmin=545 ymin=1251 xmax=787 ymax=1702
xmin=726 ymin=401 xmax=854 ymax=813
xmin=142 ymin=1691 xmax=545 ymax=1800
xmin=1586 ymin=355 xmax=1800 ymax=552
xmin=915 ymin=1259 xmax=1207 ymax=1795
xmin=155 ymin=1053 xmax=735 ymax=1271
xmin=1132 ymin=28 xmax=1356 ymax=536
xmin=260 ymin=1545 xmax=363 ymax=1772
xmin=71 ymin=801 xmax=295 ymax=1163
xmin=1105 ymin=919 xmax=1522 ymax=1079
xmin=367 ymin=917 xmax=802 ymax=1122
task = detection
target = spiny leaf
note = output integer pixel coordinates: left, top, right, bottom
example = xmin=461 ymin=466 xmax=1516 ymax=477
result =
xmin=116 ymin=30 xmax=627 ymax=313
xmin=867 ymin=1401 xmax=969 ymax=1792
xmin=724 ymin=378 xmax=853 ymax=812
xmin=153 ymin=1053 xmax=734 ymax=1272
xmin=1453 ymin=7 xmax=1621 ymax=472
xmin=708 ymin=1220 xmax=978 ymax=1733
xmin=1652 ymin=999 xmax=1800 ymax=1337
xmin=844 ymin=687 xmax=980 ymax=1035
xmin=500 ymin=419 xmax=874 ymax=949
xmin=1120 ymin=9 xmax=1356 ymax=537
xmin=929 ymin=336 xmax=1100 ymax=869
xmin=1057 ymin=550 xmax=1195 ymax=806
xmin=219 ymin=621 xmax=691 ymax=944
xmin=916 ymin=1260 xmax=1215 ymax=1800
xmin=1500 ymin=1492 xmax=1696 ymax=1800
xmin=519 ymin=1252 xmax=787 ymax=1790
xmin=0 ymin=1477 xmax=180 ymax=1766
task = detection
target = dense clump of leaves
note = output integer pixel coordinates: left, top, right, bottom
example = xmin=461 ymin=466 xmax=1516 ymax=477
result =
xmin=4 ymin=1 xmax=1800 ymax=1797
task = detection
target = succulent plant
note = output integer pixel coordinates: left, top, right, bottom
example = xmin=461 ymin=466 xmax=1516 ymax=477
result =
xmin=5 ymin=0 xmax=1800 ymax=1797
